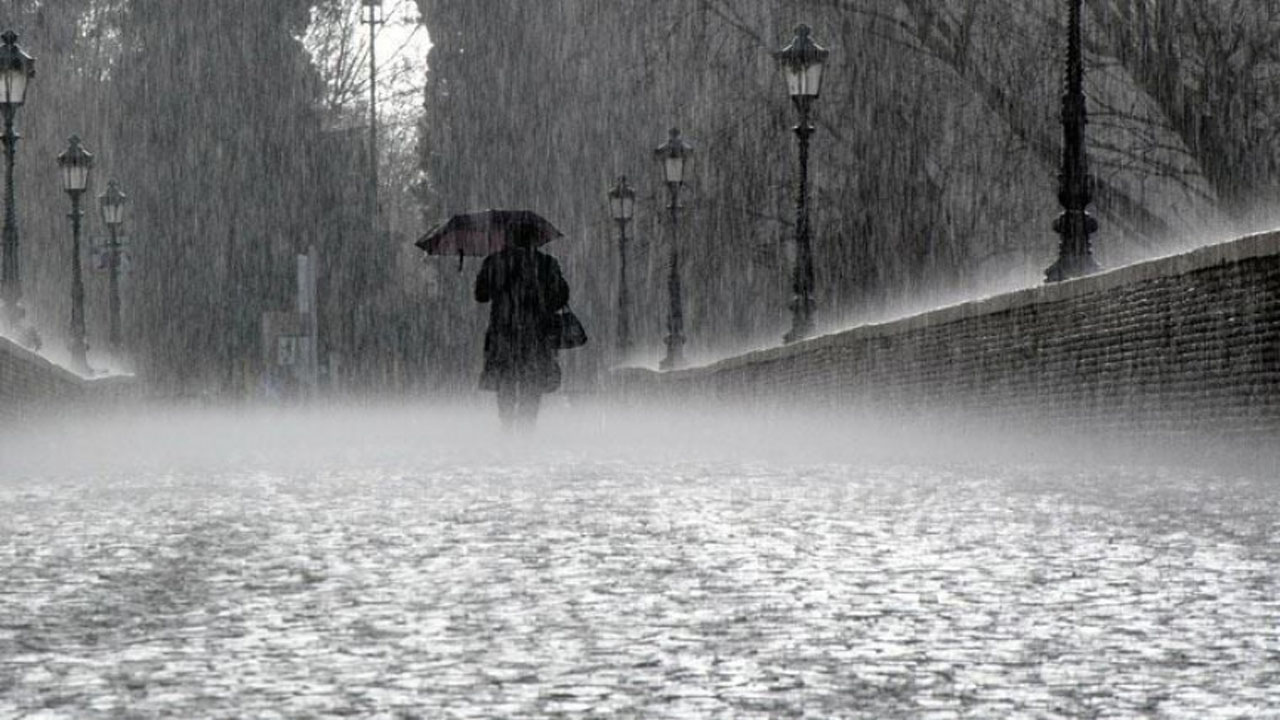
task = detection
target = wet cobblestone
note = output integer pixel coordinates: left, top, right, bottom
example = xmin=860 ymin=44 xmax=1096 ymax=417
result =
xmin=1 ymin=408 xmax=1278 ymax=717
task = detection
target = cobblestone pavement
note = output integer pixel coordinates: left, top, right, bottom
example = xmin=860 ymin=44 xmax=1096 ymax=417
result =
xmin=1 ymin=406 xmax=1278 ymax=717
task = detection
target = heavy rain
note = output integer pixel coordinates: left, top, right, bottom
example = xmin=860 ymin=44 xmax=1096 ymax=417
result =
xmin=2 ymin=0 xmax=1279 ymax=716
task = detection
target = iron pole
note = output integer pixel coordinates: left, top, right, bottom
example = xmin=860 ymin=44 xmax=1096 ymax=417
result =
xmin=1045 ymin=0 xmax=1099 ymax=283
xmin=786 ymin=98 xmax=816 ymax=343
xmin=661 ymin=182 xmax=685 ymax=371
xmin=107 ymin=222 xmax=122 ymax=352
xmin=364 ymin=3 xmax=381 ymax=230
xmin=1 ymin=104 xmax=20 ymax=334
xmin=68 ymin=191 xmax=89 ymax=373
xmin=616 ymin=218 xmax=632 ymax=357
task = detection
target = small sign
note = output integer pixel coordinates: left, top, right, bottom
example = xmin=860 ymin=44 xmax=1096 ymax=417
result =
xmin=90 ymin=244 xmax=131 ymax=273
xmin=277 ymin=336 xmax=299 ymax=366
xmin=91 ymin=236 xmax=130 ymax=249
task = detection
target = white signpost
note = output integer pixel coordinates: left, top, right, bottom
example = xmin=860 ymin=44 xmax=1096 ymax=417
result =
xmin=296 ymin=247 xmax=319 ymax=392
xmin=277 ymin=336 xmax=299 ymax=366
xmin=259 ymin=245 xmax=321 ymax=400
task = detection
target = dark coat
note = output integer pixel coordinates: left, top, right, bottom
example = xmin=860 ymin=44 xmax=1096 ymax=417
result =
xmin=474 ymin=247 xmax=569 ymax=392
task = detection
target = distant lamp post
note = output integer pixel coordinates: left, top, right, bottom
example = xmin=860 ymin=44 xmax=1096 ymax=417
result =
xmin=98 ymin=180 xmax=127 ymax=353
xmin=361 ymin=0 xmax=383 ymax=229
xmin=654 ymin=127 xmax=693 ymax=371
xmin=57 ymin=135 xmax=93 ymax=374
xmin=775 ymin=24 xmax=828 ymax=344
xmin=608 ymin=175 xmax=636 ymax=358
xmin=0 ymin=30 xmax=35 ymax=340
xmin=1045 ymin=0 xmax=1099 ymax=283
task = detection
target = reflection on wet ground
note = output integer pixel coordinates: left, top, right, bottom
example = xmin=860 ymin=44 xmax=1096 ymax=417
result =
xmin=1 ymin=408 xmax=1277 ymax=717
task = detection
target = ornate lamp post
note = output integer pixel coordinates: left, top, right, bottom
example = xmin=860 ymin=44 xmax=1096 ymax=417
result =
xmin=608 ymin=176 xmax=636 ymax=357
xmin=57 ymin=136 xmax=93 ymax=374
xmin=361 ymin=0 xmax=383 ymax=229
xmin=775 ymin=24 xmax=828 ymax=343
xmin=654 ymin=127 xmax=693 ymax=371
xmin=0 ymin=30 xmax=35 ymax=339
xmin=98 ymin=180 xmax=127 ymax=353
xmin=1045 ymin=0 xmax=1100 ymax=283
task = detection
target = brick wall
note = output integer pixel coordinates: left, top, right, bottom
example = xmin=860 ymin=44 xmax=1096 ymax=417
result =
xmin=615 ymin=231 xmax=1280 ymax=435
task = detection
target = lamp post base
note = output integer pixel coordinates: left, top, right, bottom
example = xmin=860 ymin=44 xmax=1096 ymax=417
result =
xmin=659 ymin=336 xmax=685 ymax=371
xmin=3 ymin=302 xmax=39 ymax=349
xmin=1044 ymin=253 xmax=1099 ymax=284
xmin=783 ymin=320 xmax=812 ymax=345
xmin=2 ymin=301 xmax=18 ymax=334
xmin=68 ymin=340 xmax=91 ymax=375
xmin=783 ymin=285 xmax=816 ymax=345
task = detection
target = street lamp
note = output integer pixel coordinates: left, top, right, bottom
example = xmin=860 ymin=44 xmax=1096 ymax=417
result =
xmin=57 ymin=135 xmax=93 ymax=374
xmin=98 ymin=179 xmax=127 ymax=353
xmin=0 ymin=30 xmax=35 ymax=340
xmin=1045 ymin=0 xmax=1099 ymax=283
xmin=608 ymin=175 xmax=636 ymax=357
xmin=775 ymin=24 xmax=828 ymax=344
xmin=654 ymin=127 xmax=693 ymax=371
xmin=362 ymin=0 xmax=383 ymax=229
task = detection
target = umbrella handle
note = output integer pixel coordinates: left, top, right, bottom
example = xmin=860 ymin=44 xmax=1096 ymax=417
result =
xmin=458 ymin=249 xmax=464 ymax=272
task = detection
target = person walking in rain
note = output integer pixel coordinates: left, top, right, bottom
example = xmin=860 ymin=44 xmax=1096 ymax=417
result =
xmin=474 ymin=225 xmax=570 ymax=428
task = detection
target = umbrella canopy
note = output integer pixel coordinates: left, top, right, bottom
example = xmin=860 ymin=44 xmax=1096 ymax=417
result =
xmin=416 ymin=209 xmax=563 ymax=258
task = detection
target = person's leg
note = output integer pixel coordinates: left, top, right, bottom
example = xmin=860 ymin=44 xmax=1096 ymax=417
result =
xmin=496 ymin=381 xmax=518 ymax=429
xmin=516 ymin=389 xmax=542 ymax=428
xmin=506 ymin=376 xmax=538 ymax=429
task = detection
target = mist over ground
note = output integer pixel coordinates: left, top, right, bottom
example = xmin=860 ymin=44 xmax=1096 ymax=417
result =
xmin=3 ymin=401 xmax=1278 ymax=716
xmin=4 ymin=398 xmax=1275 ymax=479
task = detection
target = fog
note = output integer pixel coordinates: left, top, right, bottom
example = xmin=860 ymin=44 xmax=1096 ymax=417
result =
xmin=4 ymin=400 xmax=1278 ymax=716
xmin=3 ymin=399 xmax=1274 ymax=479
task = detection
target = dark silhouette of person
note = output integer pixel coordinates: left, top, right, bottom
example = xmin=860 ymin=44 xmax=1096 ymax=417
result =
xmin=474 ymin=226 xmax=569 ymax=428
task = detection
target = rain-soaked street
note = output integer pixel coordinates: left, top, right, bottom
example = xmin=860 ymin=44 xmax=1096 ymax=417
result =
xmin=1 ymin=404 xmax=1278 ymax=718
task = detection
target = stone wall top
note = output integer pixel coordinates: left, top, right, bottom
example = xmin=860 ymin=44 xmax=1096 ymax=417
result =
xmin=1 ymin=335 xmax=139 ymax=418
xmin=0 ymin=335 xmax=86 ymax=385
xmin=667 ymin=229 xmax=1280 ymax=378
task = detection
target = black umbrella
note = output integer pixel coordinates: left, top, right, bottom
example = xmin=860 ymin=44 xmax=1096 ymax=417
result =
xmin=416 ymin=209 xmax=563 ymax=269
